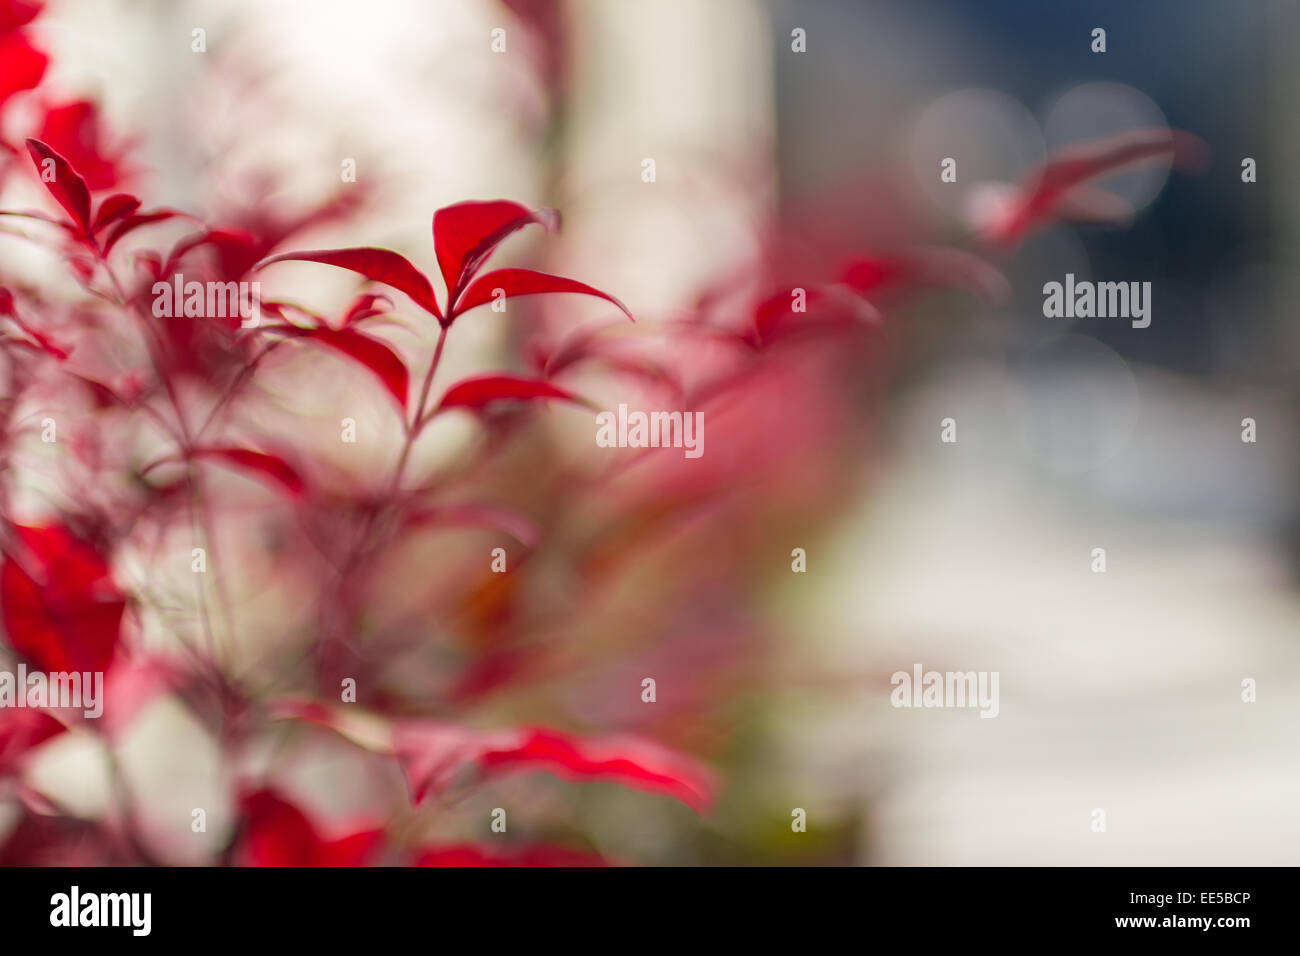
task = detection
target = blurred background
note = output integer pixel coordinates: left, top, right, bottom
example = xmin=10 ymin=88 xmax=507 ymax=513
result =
xmin=2 ymin=0 xmax=1297 ymax=864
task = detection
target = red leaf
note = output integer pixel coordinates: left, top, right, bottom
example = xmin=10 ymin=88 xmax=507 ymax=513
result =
xmin=101 ymin=210 xmax=180 ymax=255
xmin=413 ymin=843 xmax=609 ymax=867
xmin=35 ymin=100 xmax=131 ymax=192
xmin=0 ymin=710 xmax=64 ymax=777
xmin=70 ymin=373 xmax=126 ymax=409
xmin=90 ymin=193 xmax=141 ymax=234
xmin=0 ymin=33 xmax=46 ymax=109
xmin=191 ymin=447 xmax=306 ymax=498
xmin=0 ymin=287 xmax=68 ymax=358
xmin=453 ymin=267 xmax=633 ymax=323
xmin=433 ymin=200 xmax=557 ymax=307
xmin=162 ymin=228 xmax=266 ymax=283
xmin=838 ymin=248 xmax=1010 ymax=304
xmin=295 ymin=326 xmax=409 ymax=409
xmin=986 ymin=128 xmax=1206 ymax=245
xmin=256 ymin=247 xmax=442 ymax=320
xmin=339 ymin=292 xmax=392 ymax=326
xmin=24 ymin=139 xmax=91 ymax=234
xmin=436 ymin=374 xmax=584 ymax=413
xmin=0 ymin=1 xmax=42 ymax=32
xmin=258 ymin=299 xmax=321 ymax=326
xmin=392 ymin=722 xmax=716 ymax=813
xmin=238 ymin=789 xmax=382 ymax=867
xmin=0 ymin=524 xmax=125 ymax=674
xmin=753 ymin=286 xmax=833 ymax=344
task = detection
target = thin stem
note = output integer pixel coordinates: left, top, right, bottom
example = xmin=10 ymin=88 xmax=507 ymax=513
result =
xmin=313 ymin=323 xmax=452 ymax=673
xmin=99 ymin=249 xmax=232 ymax=721
xmin=193 ymin=340 xmax=282 ymax=443
xmin=388 ymin=323 xmax=448 ymax=497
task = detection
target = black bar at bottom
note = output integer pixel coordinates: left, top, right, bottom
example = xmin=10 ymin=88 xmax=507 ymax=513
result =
xmin=0 ymin=865 xmax=1277 ymax=942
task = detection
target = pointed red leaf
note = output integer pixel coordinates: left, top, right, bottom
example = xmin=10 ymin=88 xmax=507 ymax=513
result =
xmin=258 ymin=300 xmax=322 ymax=326
xmin=238 ymin=789 xmax=382 ymax=867
xmin=0 ymin=287 xmax=67 ymax=358
xmin=453 ymin=267 xmax=633 ymax=323
xmin=90 ymin=193 xmax=141 ymax=234
xmin=433 ymin=200 xmax=557 ymax=307
xmin=101 ymin=209 xmax=181 ymax=256
xmin=191 ymin=447 xmax=306 ymax=498
xmin=165 ymin=227 xmax=256 ymax=266
xmin=838 ymin=248 xmax=1010 ymax=304
xmin=256 ymin=247 xmax=442 ymax=320
xmin=0 ymin=33 xmax=46 ymax=109
xmin=753 ymin=286 xmax=834 ymax=344
xmin=480 ymin=729 xmax=715 ymax=812
xmin=0 ymin=524 xmax=125 ymax=674
xmin=36 ymin=100 xmax=132 ymax=192
xmin=296 ymin=327 xmax=408 ymax=409
xmin=339 ymin=292 xmax=392 ymax=327
xmin=392 ymin=722 xmax=716 ymax=813
xmin=161 ymin=227 xmax=267 ymax=281
xmin=0 ymin=1 xmax=43 ymax=32
xmin=987 ymin=128 xmax=1206 ymax=245
xmin=24 ymin=139 xmax=91 ymax=234
xmin=436 ymin=374 xmax=583 ymax=412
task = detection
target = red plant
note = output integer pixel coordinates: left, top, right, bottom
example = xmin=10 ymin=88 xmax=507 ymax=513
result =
xmin=0 ymin=3 xmax=1202 ymax=865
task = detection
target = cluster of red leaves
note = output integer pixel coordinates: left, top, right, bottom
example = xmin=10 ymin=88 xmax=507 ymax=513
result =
xmin=0 ymin=2 xmax=1201 ymax=864
xmin=0 ymin=3 xmax=45 ymax=124
xmin=0 ymin=3 xmax=128 ymax=193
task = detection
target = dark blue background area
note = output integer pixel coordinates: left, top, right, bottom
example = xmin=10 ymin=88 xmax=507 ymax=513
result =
xmin=770 ymin=0 xmax=1280 ymax=377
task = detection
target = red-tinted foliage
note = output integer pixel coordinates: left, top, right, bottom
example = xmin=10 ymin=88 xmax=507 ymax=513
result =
xmin=0 ymin=22 xmax=1204 ymax=865
xmin=237 ymin=789 xmax=383 ymax=867
xmin=101 ymin=208 xmax=181 ymax=255
xmin=190 ymin=447 xmax=307 ymax=498
xmin=257 ymin=247 xmax=442 ymax=319
xmin=294 ymin=327 xmax=409 ymax=410
xmin=89 ymin=193 xmax=141 ymax=232
xmin=0 ymin=285 xmax=69 ymax=357
xmin=838 ymin=248 xmax=1011 ymax=303
xmin=0 ymin=32 xmax=45 ymax=110
xmin=436 ymin=374 xmax=584 ymax=413
xmin=413 ymin=843 xmax=608 ymax=867
xmin=0 ymin=524 xmax=125 ymax=674
xmin=0 ymin=709 xmax=64 ymax=776
xmin=35 ymin=100 xmax=131 ymax=191
xmin=455 ymin=267 xmax=634 ymax=322
xmin=984 ymin=128 xmax=1207 ymax=246
xmin=257 ymin=199 xmax=627 ymax=328
xmin=339 ymin=292 xmax=392 ymax=327
xmin=24 ymin=139 xmax=91 ymax=234
xmin=392 ymin=722 xmax=717 ymax=813
xmin=432 ymin=199 xmax=556 ymax=307
xmin=0 ymin=0 xmax=42 ymax=34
